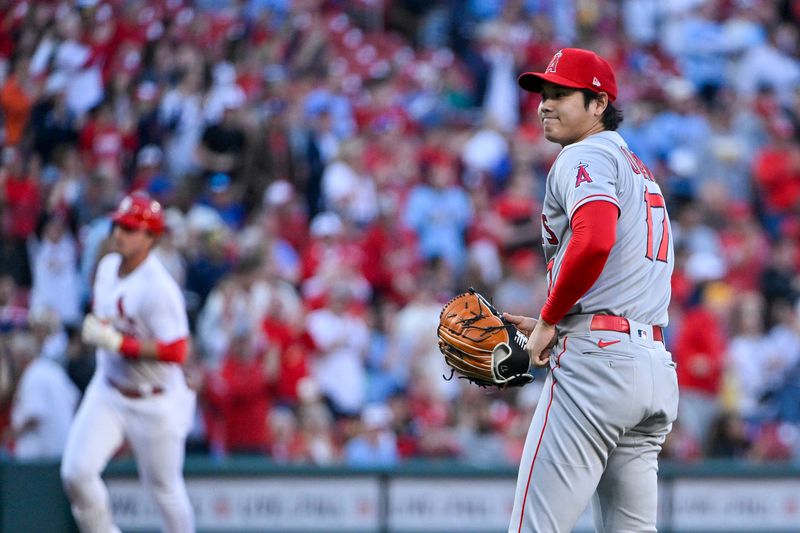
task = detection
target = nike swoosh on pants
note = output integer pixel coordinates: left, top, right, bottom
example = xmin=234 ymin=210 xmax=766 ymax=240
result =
xmin=597 ymin=339 xmax=621 ymax=348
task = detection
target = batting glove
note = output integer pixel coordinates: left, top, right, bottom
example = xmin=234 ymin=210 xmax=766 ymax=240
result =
xmin=82 ymin=314 xmax=123 ymax=352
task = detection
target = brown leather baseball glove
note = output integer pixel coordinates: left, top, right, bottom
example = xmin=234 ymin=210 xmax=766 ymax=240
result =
xmin=437 ymin=288 xmax=534 ymax=388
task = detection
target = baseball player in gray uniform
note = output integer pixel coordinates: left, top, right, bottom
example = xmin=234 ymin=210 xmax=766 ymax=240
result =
xmin=503 ymin=48 xmax=679 ymax=532
xmin=61 ymin=192 xmax=195 ymax=533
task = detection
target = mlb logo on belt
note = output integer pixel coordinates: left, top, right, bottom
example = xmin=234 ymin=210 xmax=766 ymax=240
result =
xmin=637 ymin=329 xmax=648 ymax=340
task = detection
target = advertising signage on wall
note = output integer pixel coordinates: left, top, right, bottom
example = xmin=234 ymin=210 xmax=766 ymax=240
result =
xmin=106 ymin=474 xmax=800 ymax=532
xmin=109 ymin=477 xmax=381 ymax=532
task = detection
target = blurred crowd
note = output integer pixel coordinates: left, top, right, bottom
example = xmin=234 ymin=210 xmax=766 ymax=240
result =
xmin=1 ymin=0 xmax=800 ymax=467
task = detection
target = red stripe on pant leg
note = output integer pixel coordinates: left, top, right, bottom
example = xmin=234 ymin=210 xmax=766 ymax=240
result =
xmin=517 ymin=338 xmax=568 ymax=533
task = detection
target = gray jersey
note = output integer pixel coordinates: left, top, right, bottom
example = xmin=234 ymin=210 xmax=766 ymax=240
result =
xmin=540 ymin=130 xmax=673 ymax=326
xmin=92 ymin=252 xmax=189 ymax=388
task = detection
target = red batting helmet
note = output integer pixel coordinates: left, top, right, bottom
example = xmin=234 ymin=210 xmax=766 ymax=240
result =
xmin=112 ymin=191 xmax=165 ymax=235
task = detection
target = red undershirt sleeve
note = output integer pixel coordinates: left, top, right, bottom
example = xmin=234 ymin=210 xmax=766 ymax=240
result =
xmin=539 ymin=200 xmax=618 ymax=325
xmin=119 ymin=337 xmax=189 ymax=364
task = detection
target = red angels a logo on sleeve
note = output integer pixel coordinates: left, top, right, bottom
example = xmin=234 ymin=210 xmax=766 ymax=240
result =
xmin=546 ymin=50 xmax=563 ymax=73
xmin=574 ymin=162 xmax=593 ymax=187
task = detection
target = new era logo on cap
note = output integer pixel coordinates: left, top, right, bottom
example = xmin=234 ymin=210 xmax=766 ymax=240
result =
xmin=518 ymin=48 xmax=618 ymax=102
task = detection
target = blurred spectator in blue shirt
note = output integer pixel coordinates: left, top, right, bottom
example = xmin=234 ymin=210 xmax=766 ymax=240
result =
xmin=403 ymin=154 xmax=472 ymax=276
xmin=344 ymin=403 xmax=399 ymax=467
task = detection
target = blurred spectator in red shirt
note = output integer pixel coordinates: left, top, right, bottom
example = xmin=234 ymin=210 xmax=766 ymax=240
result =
xmin=0 ymin=148 xmax=41 ymax=286
xmin=261 ymin=180 xmax=309 ymax=256
xmin=359 ymin=199 xmax=420 ymax=304
xmin=301 ymin=211 xmax=369 ymax=307
xmin=751 ymin=121 xmax=800 ymax=236
xmin=274 ymin=338 xmax=312 ymax=408
xmin=262 ymin=300 xmax=312 ymax=407
xmin=1 ymin=148 xmax=41 ymax=239
xmin=674 ymin=281 xmax=732 ymax=449
xmin=79 ymin=101 xmax=135 ymax=182
xmin=748 ymin=421 xmax=794 ymax=462
xmin=203 ymin=325 xmax=278 ymax=455
xmin=670 ymin=244 xmax=696 ymax=313
xmin=491 ymin=170 xmax=541 ymax=255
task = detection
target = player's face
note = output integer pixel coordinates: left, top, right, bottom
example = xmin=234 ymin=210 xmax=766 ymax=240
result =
xmin=112 ymin=223 xmax=155 ymax=260
xmin=537 ymin=82 xmax=607 ymax=146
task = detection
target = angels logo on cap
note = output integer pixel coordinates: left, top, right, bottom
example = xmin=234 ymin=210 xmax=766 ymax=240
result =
xmin=545 ymin=50 xmax=562 ymax=73
xmin=518 ymin=48 xmax=618 ymax=102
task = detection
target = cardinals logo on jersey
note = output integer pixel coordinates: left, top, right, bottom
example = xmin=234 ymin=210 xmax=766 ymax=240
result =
xmin=116 ymin=295 xmax=137 ymax=335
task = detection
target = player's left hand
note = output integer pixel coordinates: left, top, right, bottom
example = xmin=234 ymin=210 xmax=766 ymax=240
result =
xmin=526 ymin=318 xmax=558 ymax=367
xmin=82 ymin=314 xmax=123 ymax=352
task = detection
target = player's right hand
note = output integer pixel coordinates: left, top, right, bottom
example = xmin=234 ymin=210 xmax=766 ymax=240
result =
xmin=82 ymin=314 xmax=124 ymax=352
xmin=526 ymin=318 xmax=557 ymax=368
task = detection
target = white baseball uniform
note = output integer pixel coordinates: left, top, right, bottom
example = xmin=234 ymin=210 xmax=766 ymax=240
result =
xmin=509 ymin=131 xmax=679 ymax=532
xmin=61 ymin=252 xmax=196 ymax=533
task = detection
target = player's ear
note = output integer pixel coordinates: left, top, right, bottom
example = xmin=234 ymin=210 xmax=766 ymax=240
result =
xmin=594 ymin=92 xmax=609 ymax=116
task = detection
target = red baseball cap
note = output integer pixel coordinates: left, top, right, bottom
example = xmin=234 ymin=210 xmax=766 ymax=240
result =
xmin=518 ymin=48 xmax=618 ymax=102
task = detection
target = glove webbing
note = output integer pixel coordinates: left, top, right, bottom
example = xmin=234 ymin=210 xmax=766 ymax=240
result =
xmin=439 ymin=292 xmax=508 ymax=344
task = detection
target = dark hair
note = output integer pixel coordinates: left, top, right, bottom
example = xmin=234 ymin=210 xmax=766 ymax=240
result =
xmin=580 ymin=89 xmax=623 ymax=131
